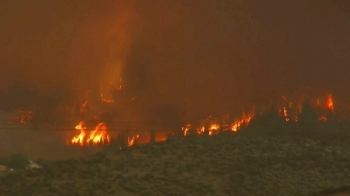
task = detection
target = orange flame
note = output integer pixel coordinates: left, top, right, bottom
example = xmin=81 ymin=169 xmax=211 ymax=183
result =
xmin=128 ymin=134 xmax=139 ymax=146
xmin=182 ymin=124 xmax=191 ymax=136
xmin=231 ymin=114 xmax=252 ymax=132
xmin=86 ymin=123 xmax=110 ymax=145
xmin=67 ymin=93 xmax=338 ymax=147
xmin=71 ymin=121 xmax=87 ymax=146
xmin=282 ymin=107 xmax=289 ymax=122
xmin=197 ymin=126 xmax=205 ymax=135
xmin=71 ymin=121 xmax=110 ymax=146
xmin=327 ymin=94 xmax=334 ymax=112
xmin=208 ymin=123 xmax=220 ymax=136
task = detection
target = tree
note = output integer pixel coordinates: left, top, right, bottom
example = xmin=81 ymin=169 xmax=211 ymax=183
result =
xmin=298 ymin=98 xmax=317 ymax=127
xmin=7 ymin=154 xmax=30 ymax=170
xmin=156 ymin=105 xmax=183 ymax=133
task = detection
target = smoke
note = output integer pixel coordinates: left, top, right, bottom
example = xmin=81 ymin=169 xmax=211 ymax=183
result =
xmin=66 ymin=0 xmax=141 ymax=100
xmin=0 ymin=0 xmax=349 ymax=124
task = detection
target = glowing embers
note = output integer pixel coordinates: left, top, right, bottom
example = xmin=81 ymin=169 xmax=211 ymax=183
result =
xmin=70 ymin=121 xmax=110 ymax=146
xmin=319 ymin=116 xmax=327 ymax=122
xmin=8 ymin=110 xmax=34 ymax=124
xmin=279 ymin=105 xmax=298 ymax=122
xmin=283 ymin=107 xmax=289 ymax=121
xmin=182 ymin=124 xmax=191 ymax=136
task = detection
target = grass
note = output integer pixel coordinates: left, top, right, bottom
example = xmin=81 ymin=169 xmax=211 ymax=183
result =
xmin=0 ymin=129 xmax=350 ymax=196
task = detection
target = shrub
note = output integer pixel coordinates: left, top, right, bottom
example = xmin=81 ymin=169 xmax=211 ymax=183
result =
xmin=7 ymin=154 xmax=30 ymax=170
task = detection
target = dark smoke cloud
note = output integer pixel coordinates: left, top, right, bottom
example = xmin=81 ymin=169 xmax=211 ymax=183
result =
xmin=0 ymin=0 xmax=349 ymax=122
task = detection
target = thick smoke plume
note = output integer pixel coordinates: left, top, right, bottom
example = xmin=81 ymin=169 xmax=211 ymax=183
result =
xmin=0 ymin=0 xmax=349 ymax=125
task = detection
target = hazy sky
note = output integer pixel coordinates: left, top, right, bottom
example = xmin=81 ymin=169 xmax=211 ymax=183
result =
xmin=0 ymin=0 xmax=349 ymax=120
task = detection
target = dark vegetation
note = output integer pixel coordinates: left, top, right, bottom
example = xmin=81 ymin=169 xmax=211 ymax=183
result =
xmin=0 ymin=98 xmax=349 ymax=195
xmin=0 ymin=154 xmax=30 ymax=170
xmin=0 ymin=132 xmax=350 ymax=196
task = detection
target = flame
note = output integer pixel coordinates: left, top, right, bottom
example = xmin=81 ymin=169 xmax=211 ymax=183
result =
xmin=182 ymin=124 xmax=191 ymax=136
xmin=71 ymin=121 xmax=87 ymax=146
xmin=70 ymin=121 xmax=110 ymax=146
xmin=282 ymin=107 xmax=289 ymax=122
xmin=178 ymin=94 xmax=336 ymax=137
xmin=208 ymin=123 xmax=220 ymax=136
xmin=327 ymin=94 xmax=334 ymax=112
xmin=66 ymin=93 xmax=341 ymax=148
xmin=231 ymin=114 xmax=253 ymax=132
xmin=86 ymin=123 xmax=110 ymax=145
xmin=128 ymin=134 xmax=139 ymax=146
xmin=197 ymin=126 xmax=205 ymax=135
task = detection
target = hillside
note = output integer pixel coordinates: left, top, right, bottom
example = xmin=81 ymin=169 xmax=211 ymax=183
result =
xmin=1 ymin=131 xmax=350 ymax=196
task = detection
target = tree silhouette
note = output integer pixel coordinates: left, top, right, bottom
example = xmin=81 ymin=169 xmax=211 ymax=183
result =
xmin=248 ymin=105 xmax=284 ymax=133
xmin=298 ymin=98 xmax=318 ymax=127
xmin=157 ymin=105 xmax=183 ymax=132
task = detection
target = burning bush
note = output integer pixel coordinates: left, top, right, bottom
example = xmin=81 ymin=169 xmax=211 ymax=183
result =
xmin=70 ymin=121 xmax=110 ymax=146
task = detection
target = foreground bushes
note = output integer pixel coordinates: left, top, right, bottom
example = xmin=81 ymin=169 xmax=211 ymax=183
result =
xmin=0 ymin=154 xmax=30 ymax=170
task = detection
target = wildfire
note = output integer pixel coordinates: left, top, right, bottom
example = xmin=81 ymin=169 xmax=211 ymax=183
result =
xmin=127 ymin=134 xmax=140 ymax=146
xmin=231 ymin=114 xmax=252 ymax=132
xmin=282 ymin=107 xmax=289 ymax=122
xmin=66 ymin=93 xmax=341 ymax=148
xmin=327 ymin=94 xmax=334 ymax=112
xmin=180 ymin=112 xmax=254 ymax=137
xmin=86 ymin=123 xmax=110 ymax=144
xmin=197 ymin=126 xmax=205 ymax=135
xmin=179 ymin=94 xmax=337 ymax=137
xmin=182 ymin=124 xmax=191 ymax=136
xmin=71 ymin=121 xmax=87 ymax=146
xmin=70 ymin=121 xmax=110 ymax=146
xmin=208 ymin=123 xmax=220 ymax=136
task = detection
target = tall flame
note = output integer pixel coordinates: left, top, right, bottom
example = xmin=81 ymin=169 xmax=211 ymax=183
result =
xmin=327 ymin=94 xmax=334 ymax=112
xmin=70 ymin=121 xmax=110 ymax=146
xmin=86 ymin=123 xmax=110 ymax=145
xmin=71 ymin=121 xmax=86 ymax=146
